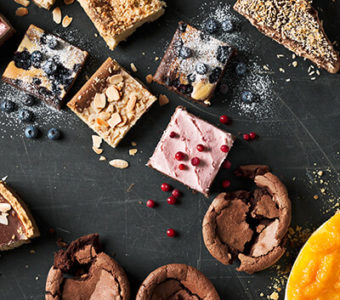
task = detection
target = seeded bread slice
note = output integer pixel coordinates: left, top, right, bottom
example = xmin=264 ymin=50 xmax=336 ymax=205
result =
xmin=234 ymin=0 xmax=340 ymax=73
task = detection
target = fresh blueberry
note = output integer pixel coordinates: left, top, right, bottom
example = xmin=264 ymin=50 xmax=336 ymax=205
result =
xmin=24 ymin=126 xmax=39 ymax=139
xmin=187 ymin=73 xmax=196 ymax=83
xmin=204 ymin=18 xmax=219 ymax=34
xmin=42 ymin=59 xmax=58 ymax=75
xmin=235 ymin=62 xmax=247 ymax=75
xmin=31 ymin=51 xmax=43 ymax=68
xmin=22 ymin=95 xmax=35 ymax=107
xmin=32 ymin=77 xmax=41 ymax=85
xmin=47 ymin=128 xmax=61 ymax=140
xmin=209 ymin=67 xmax=222 ymax=83
xmin=179 ymin=46 xmax=192 ymax=59
xmin=195 ymin=63 xmax=208 ymax=75
xmin=216 ymin=46 xmax=232 ymax=63
xmin=0 ymin=100 xmax=16 ymax=113
xmin=219 ymin=83 xmax=229 ymax=95
xmin=179 ymin=22 xmax=187 ymax=32
xmin=241 ymin=91 xmax=254 ymax=103
xmin=13 ymin=50 xmax=31 ymax=70
xmin=47 ymin=37 xmax=58 ymax=49
xmin=221 ymin=19 xmax=234 ymax=32
xmin=18 ymin=109 xmax=34 ymax=122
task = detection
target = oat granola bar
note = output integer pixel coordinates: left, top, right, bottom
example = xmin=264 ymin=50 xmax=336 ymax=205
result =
xmin=67 ymin=57 xmax=158 ymax=148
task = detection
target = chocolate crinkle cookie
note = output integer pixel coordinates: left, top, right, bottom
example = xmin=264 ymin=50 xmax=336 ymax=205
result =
xmin=45 ymin=233 xmax=130 ymax=300
xmin=202 ymin=165 xmax=292 ymax=274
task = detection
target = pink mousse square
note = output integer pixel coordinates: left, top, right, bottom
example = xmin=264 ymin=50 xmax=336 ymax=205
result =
xmin=147 ymin=106 xmax=234 ymax=197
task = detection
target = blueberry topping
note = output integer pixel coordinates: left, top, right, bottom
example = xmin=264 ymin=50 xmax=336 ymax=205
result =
xmin=47 ymin=128 xmax=61 ymax=140
xmin=209 ymin=67 xmax=222 ymax=83
xmin=32 ymin=77 xmax=42 ymax=85
xmin=31 ymin=51 xmax=43 ymax=68
xmin=216 ymin=46 xmax=232 ymax=63
xmin=241 ymin=91 xmax=254 ymax=103
xmin=42 ymin=59 xmax=58 ymax=75
xmin=0 ymin=100 xmax=16 ymax=113
xmin=179 ymin=46 xmax=192 ymax=59
xmin=195 ymin=63 xmax=208 ymax=75
xmin=178 ymin=84 xmax=193 ymax=95
xmin=219 ymin=83 xmax=229 ymax=95
xmin=179 ymin=22 xmax=187 ymax=32
xmin=25 ymin=126 xmax=39 ymax=139
xmin=235 ymin=62 xmax=247 ymax=75
xmin=204 ymin=19 xmax=219 ymax=34
xmin=22 ymin=95 xmax=36 ymax=107
xmin=47 ymin=37 xmax=58 ymax=49
xmin=187 ymin=73 xmax=196 ymax=83
xmin=200 ymin=33 xmax=210 ymax=42
xmin=13 ymin=50 xmax=31 ymax=70
xmin=221 ymin=20 xmax=234 ymax=32
xmin=18 ymin=109 xmax=34 ymax=122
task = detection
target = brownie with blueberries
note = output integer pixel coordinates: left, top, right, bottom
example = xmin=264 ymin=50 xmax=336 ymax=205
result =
xmin=2 ymin=25 xmax=88 ymax=110
xmin=153 ymin=22 xmax=235 ymax=106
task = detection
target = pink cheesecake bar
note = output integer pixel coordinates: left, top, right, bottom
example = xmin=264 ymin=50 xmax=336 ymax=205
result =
xmin=0 ymin=14 xmax=15 ymax=47
xmin=147 ymin=106 xmax=234 ymax=197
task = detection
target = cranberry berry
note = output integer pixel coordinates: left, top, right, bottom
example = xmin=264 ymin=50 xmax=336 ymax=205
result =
xmin=167 ymin=196 xmax=177 ymax=205
xmin=191 ymin=157 xmax=200 ymax=166
xmin=223 ymin=160 xmax=231 ymax=169
xmin=196 ymin=144 xmax=205 ymax=152
xmin=249 ymin=132 xmax=256 ymax=140
xmin=166 ymin=228 xmax=176 ymax=238
xmin=219 ymin=115 xmax=229 ymax=124
xmin=243 ymin=133 xmax=250 ymax=141
xmin=220 ymin=145 xmax=229 ymax=153
xmin=161 ymin=183 xmax=171 ymax=192
xmin=146 ymin=200 xmax=155 ymax=208
xmin=222 ymin=180 xmax=231 ymax=188
xmin=175 ymin=151 xmax=185 ymax=161
xmin=169 ymin=131 xmax=177 ymax=138
xmin=172 ymin=189 xmax=181 ymax=198
xmin=178 ymin=164 xmax=186 ymax=170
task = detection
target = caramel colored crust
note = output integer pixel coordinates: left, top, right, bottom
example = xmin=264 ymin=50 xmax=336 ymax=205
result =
xmin=136 ymin=263 xmax=220 ymax=300
xmin=234 ymin=0 xmax=340 ymax=73
xmin=0 ymin=181 xmax=39 ymax=251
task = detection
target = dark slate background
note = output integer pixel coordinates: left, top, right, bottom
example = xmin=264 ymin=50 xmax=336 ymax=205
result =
xmin=0 ymin=0 xmax=339 ymax=299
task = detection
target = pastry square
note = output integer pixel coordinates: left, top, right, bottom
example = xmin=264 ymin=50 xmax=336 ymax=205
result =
xmin=77 ymin=0 xmax=166 ymax=50
xmin=2 ymin=25 xmax=88 ymax=109
xmin=147 ymin=106 xmax=235 ymax=197
xmin=153 ymin=22 xmax=235 ymax=106
xmin=33 ymin=0 xmax=55 ymax=10
xmin=0 ymin=181 xmax=40 ymax=251
xmin=234 ymin=0 xmax=340 ymax=73
xmin=67 ymin=57 xmax=158 ymax=148
xmin=0 ymin=14 xmax=15 ymax=47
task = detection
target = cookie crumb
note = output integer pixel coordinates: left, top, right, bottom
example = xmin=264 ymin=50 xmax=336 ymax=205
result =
xmin=146 ymin=74 xmax=153 ymax=84
xmin=130 ymin=63 xmax=137 ymax=72
xmin=159 ymin=94 xmax=169 ymax=106
xmin=16 ymin=7 xmax=29 ymax=16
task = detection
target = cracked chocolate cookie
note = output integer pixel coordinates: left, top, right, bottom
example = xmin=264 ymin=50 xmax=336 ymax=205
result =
xmin=45 ymin=234 xmax=130 ymax=300
xmin=202 ymin=165 xmax=291 ymax=274
xmin=136 ymin=263 xmax=220 ymax=300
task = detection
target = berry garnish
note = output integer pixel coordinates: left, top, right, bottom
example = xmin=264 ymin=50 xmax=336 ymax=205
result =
xmin=178 ymin=164 xmax=186 ymax=170
xmin=204 ymin=18 xmax=219 ymax=34
xmin=42 ymin=59 xmax=58 ymax=75
xmin=219 ymin=115 xmax=229 ymax=124
xmin=196 ymin=144 xmax=204 ymax=152
xmin=146 ymin=200 xmax=155 ymax=208
xmin=18 ymin=109 xmax=34 ymax=122
xmin=167 ymin=196 xmax=177 ymax=205
xmin=175 ymin=151 xmax=185 ymax=161
xmin=220 ymin=145 xmax=229 ymax=153
xmin=222 ymin=160 xmax=231 ymax=169
xmin=243 ymin=133 xmax=250 ymax=141
xmin=249 ymin=132 xmax=256 ymax=140
xmin=47 ymin=36 xmax=58 ymax=49
xmin=22 ymin=95 xmax=35 ymax=107
xmin=0 ymin=100 xmax=16 ymax=113
xmin=209 ymin=67 xmax=222 ymax=83
xmin=161 ymin=183 xmax=171 ymax=192
xmin=166 ymin=228 xmax=176 ymax=237
xmin=195 ymin=63 xmax=208 ymax=75
xmin=221 ymin=19 xmax=233 ymax=32
xmin=31 ymin=51 xmax=43 ymax=68
xmin=170 ymin=131 xmax=177 ymax=138
xmin=216 ymin=46 xmax=232 ymax=63
xmin=179 ymin=47 xmax=192 ymax=59
xmin=235 ymin=62 xmax=247 ymax=75
xmin=172 ymin=189 xmax=181 ymax=198
xmin=48 ymin=128 xmax=61 ymax=140
xmin=241 ymin=91 xmax=254 ymax=103
xmin=222 ymin=180 xmax=231 ymax=188
xmin=191 ymin=157 xmax=200 ymax=166
xmin=24 ymin=126 xmax=39 ymax=139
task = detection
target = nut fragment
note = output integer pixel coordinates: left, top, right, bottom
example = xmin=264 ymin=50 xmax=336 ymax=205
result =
xmin=191 ymin=82 xmax=214 ymax=101
xmin=62 ymin=15 xmax=73 ymax=28
xmin=52 ymin=7 xmax=62 ymax=24
xmin=130 ymin=63 xmax=137 ymax=72
xmin=106 ymin=86 xmax=120 ymax=102
xmin=94 ymin=93 xmax=107 ymax=109
xmin=99 ymin=156 xmax=106 ymax=161
xmin=109 ymin=159 xmax=129 ymax=169
xmin=64 ymin=0 xmax=74 ymax=4
xmin=127 ymin=95 xmax=137 ymax=112
xmin=16 ymin=7 xmax=29 ymax=16
xmin=146 ymin=74 xmax=153 ymax=84
xmin=92 ymin=147 xmax=103 ymax=154
xmin=92 ymin=135 xmax=102 ymax=149
xmin=159 ymin=94 xmax=169 ymax=106
xmin=0 ymin=214 xmax=8 ymax=226
xmin=0 ymin=203 xmax=11 ymax=213
xmin=108 ymin=74 xmax=123 ymax=85
xmin=108 ymin=113 xmax=121 ymax=128
xmin=14 ymin=0 xmax=30 ymax=7
xmin=129 ymin=149 xmax=138 ymax=156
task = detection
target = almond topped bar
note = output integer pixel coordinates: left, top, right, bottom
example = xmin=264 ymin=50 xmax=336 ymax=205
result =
xmin=33 ymin=0 xmax=56 ymax=10
xmin=234 ymin=0 xmax=340 ymax=73
xmin=68 ymin=58 xmax=157 ymax=148
xmin=77 ymin=0 xmax=166 ymax=50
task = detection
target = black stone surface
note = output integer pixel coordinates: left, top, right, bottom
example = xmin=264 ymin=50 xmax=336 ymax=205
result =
xmin=0 ymin=1 xmax=339 ymax=299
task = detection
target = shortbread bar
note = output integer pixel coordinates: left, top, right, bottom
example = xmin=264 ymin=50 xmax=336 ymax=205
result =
xmin=2 ymin=25 xmax=88 ymax=109
xmin=67 ymin=57 xmax=158 ymax=148
xmin=77 ymin=0 xmax=166 ymax=50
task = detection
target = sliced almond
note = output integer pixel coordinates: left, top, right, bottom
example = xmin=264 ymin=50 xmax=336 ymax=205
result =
xmin=16 ymin=7 xmax=29 ymax=16
xmin=146 ymin=74 xmax=153 ymax=84
xmin=14 ymin=0 xmax=30 ymax=7
xmin=92 ymin=147 xmax=103 ymax=155
xmin=62 ymin=15 xmax=73 ymax=28
xmin=130 ymin=63 xmax=138 ymax=72
xmin=117 ymin=115 xmax=127 ymax=127
xmin=96 ymin=118 xmax=109 ymax=127
xmin=159 ymin=94 xmax=169 ymax=106
xmin=108 ymin=113 xmax=121 ymax=128
xmin=108 ymin=74 xmax=124 ymax=85
xmin=191 ymin=81 xmax=214 ymax=101
xmin=64 ymin=0 xmax=74 ymax=4
xmin=52 ymin=7 xmax=62 ymax=24
xmin=0 ymin=214 xmax=8 ymax=226
xmin=99 ymin=156 xmax=106 ymax=161
xmin=127 ymin=94 xmax=137 ymax=112
xmin=109 ymin=159 xmax=129 ymax=169
xmin=106 ymin=86 xmax=120 ymax=102
xmin=0 ymin=203 xmax=11 ymax=213
xmin=107 ymin=103 xmax=115 ymax=113
xmin=92 ymin=135 xmax=102 ymax=149
xmin=94 ymin=93 xmax=106 ymax=109
xmin=129 ymin=149 xmax=138 ymax=156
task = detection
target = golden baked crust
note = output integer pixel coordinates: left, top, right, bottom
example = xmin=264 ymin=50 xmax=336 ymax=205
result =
xmin=67 ymin=57 xmax=157 ymax=148
xmin=234 ymin=0 xmax=340 ymax=73
xmin=0 ymin=181 xmax=40 ymax=251
xmin=77 ymin=0 xmax=166 ymax=49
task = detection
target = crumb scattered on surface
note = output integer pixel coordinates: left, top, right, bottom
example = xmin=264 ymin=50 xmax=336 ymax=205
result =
xmin=16 ymin=7 xmax=29 ymax=16
xmin=159 ymin=94 xmax=169 ymax=106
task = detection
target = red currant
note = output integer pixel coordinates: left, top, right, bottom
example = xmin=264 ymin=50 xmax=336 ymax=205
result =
xmin=166 ymin=228 xmax=176 ymax=237
xmin=161 ymin=183 xmax=171 ymax=192
xmin=223 ymin=160 xmax=231 ymax=169
xmin=222 ymin=180 xmax=231 ymax=188
xmin=172 ymin=189 xmax=181 ymax=198
xmin=191 ymin=157 xmax=200 ymax=166
xmin=175 ymin=151 xmax=185 ymax=161
xmin=243 ymin=133 xmax=250 ymax=141
xmin=196 ymin=144 xmax=205 ymax=152
xmin=249 ymin=132 xmax=256 ymax=140
xmin=178 ymin=164 xmax=186 ymax=170
xmin=146 ymin=200 xmax=155 ymax=208
xmin=219 ymin=115 xmax=229 ymax=124
xmin=167 ymin=196 xmax=177 ymax=205
xmin=220 ymin=145 xmax=229 ymax=153
xmin=170 ymin=131 xmax=176 ymax=138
